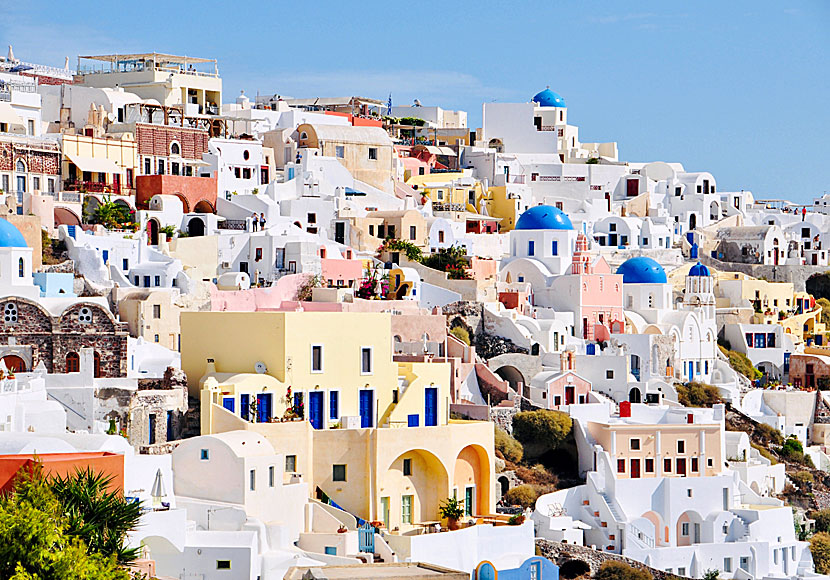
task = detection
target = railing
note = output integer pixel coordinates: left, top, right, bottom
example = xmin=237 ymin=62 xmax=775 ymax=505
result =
xmin=507 ymin=175 xmax=525 ymax=184
xmin=64 ymin=180 xmax=122 ymax=194
xmin=537 ymin=176 xmax=586 ymax=182
xmin=0 ymin=91 xmax=9 ymax=102
xmin=432 ymin=203 xmax=466 ymax=212
xmin=217 ymin=219 xmax=246 ymax=231
xmin=628 ymin=523 xmax=655 ymax=548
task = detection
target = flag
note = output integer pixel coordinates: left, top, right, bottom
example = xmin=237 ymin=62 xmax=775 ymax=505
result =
xmin=387 ymin=94 xmax=392 ymax=116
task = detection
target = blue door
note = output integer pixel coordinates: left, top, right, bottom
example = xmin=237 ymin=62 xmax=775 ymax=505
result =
xmin=166 ymin=410 xmax=173 ymax=441
xmin=309 ymin=391 xmax=324 ymax=429
xmin=240 ymin=394 xmax=250 ymax=421
xmin=223 ymin=397 xmax=235 ymax=413
xmin=359 ymin=390 xmax=373 ymax=428
xmin=102 ymin=250 xmax=109 ymax=264
xmin=257 ymin=393 xmax=272 ymax=423
xmin=425 ymin=387 xmax=438 ymax=427
xmin=688 ymin=362 xmax=694 ymax=380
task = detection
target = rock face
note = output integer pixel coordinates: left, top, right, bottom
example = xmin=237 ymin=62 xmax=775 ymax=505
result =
xmin=443 ymin=301 xmax=528 ymax=360
xmin=535 ymin=539 xmax=677 ymax=580
xmin=490 ymin=405 xmax=518 ymax=434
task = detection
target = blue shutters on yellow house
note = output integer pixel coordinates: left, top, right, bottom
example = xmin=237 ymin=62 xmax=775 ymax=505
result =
xmin=425 ymin=388 xmax=438 ymax=427
xmin=359 ymin=390 xmax=373 ymax=428
xmin=309 ymin=391 xmax=324 ymax=429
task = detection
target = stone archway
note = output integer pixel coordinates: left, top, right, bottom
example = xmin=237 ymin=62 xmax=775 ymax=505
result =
xmin=193 ymin=200 xmax=214 ymax=214
xmin=494 ymin=365 xmax=527 ymax=394
xmin=54 ymin=207 xmax=82 ymax=226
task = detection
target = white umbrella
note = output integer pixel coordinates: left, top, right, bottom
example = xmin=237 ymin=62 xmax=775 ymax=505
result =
xmin=151 ymin=468 xmax=166 ymax=507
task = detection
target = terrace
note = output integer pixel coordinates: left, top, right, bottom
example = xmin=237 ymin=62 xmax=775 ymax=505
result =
xmin=76 ymin=53 xmax=218 ymax=78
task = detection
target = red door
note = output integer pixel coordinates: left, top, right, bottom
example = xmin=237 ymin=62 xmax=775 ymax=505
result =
xmin=626 ymin=179 xmax=639 ymax=197
xmin=1 ymin=355 xmax=26 ymax=373
xmin=676 ymin=458 xmax=687 ymax=477
xmin=565 ymin=386 xmax=575 ymax=405
xmin=631 ymin=458 xmax=641 ymax=479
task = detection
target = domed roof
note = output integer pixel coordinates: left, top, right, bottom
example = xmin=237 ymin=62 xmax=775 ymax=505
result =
xmin=688 ymin=261 xmax=711 ymax=277
xmin=0 ymin=219 xmax=27 ymax=248
xmin=532 ymin=87 xmax=566 ymax=108
xmin=616 ymin=257 xmax=667 ymax=284
xmin=515 ymin=205 xmax=573 ymax=231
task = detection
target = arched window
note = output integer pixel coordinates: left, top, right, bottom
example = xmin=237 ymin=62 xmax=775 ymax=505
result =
xmin=66 ymin=352 xmax=80 ymax=373
xmin=18 ymin=258 xmax=24 ymax=278
xmin=3 ymin=303 xmax=17 ymax=323
xmin=170 ymin=142 xmax=180 ymax=156
xmin=78 ymin=307 xmax=93 ymax=324
xmin=93 ymin=351 xmax=102 ymax=378
xmin=15 ymin=159 xmax=25 ymax=173
xmin=300 ymin=132 xmax=308 ymax=140
xmin=243 ymin=150 xmax=250 ymax=161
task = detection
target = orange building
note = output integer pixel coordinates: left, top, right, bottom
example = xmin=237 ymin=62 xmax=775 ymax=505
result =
xmin=0 ymin=452 xmax=125 ymax=493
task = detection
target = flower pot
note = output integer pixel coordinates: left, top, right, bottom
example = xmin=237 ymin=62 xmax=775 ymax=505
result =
xmin=447 ymin=517 xmax=460 ymax=531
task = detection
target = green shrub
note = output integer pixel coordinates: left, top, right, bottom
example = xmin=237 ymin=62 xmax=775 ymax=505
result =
xmin=450 ymin=326 xmax=471 ymax=346
xmin=512 ymin=410 xmax=572 ymax=459
xmin=676 ymin=382 xmax=722 ymax=407
xmin=756 ymin=423 xmax=784 ymax=446
xmin=719 ymin=345 xmax=762 ymax=380
xmin=702 ymin=571 xmax=720 ymax=580
xmin=811 ymin=533 xmax=830 ymax=574
xmin=793 ymin=470 xmax=814 ymax=487
xmin=812 ymin=509 xmax=830 ymax=534
xmin=494 ymin=427 xmax=523 ymax=463
xmin=595 ymin=560 xmax=652 ymax=580
xmin=504 ymin=484 xmax=538 ymax=508
xmin=751 ymin=442 xmax=779 ymax=464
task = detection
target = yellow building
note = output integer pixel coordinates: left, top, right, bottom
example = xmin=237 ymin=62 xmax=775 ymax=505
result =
xmin=405 ymin=171 xmax=486 ymax=213
xmin=60 ymin=133 xmax=138 ymax=195
xmin=180 ymin=310 xmax=496 ymax=531
xmin=115 ymin=288 xmax=181 ymax=351
xmin=483 ymin=185 xmax=522 ymax=232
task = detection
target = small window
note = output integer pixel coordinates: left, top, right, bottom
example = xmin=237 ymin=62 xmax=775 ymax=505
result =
xmin=663 ymin=458 xmax=672 ymax=473
xmin=200 ymin=449 xmax=209 ymax=460
xmin=606 ymin=370 xmax=614 ymax=379
xmin=691 ymin=457 xmax=699 ymax=472
xmin=78 ymin=306 xmax=93 ymax=324
xmin=154 ymin=334 xmax=159 ymax=343
xmin=402 ymin=495 xmax=413 ymax=524
xmin=630 ymin=438 xmax=640 ymax=450
xmin=3 ymin=303 xmax=18 ymax=323
xmin=687 ymin=489 xmax=693 ymax=497
xmin=678 ymin=568 xmax=686 ymax=577
xmin=17 ymin=257 xmax=24 ymax=278
xmin=403 ymin=458 xmax=412 ymax=476
xmin=333 ymin=464 xmax=347 ymax=481
xmin=153 ymin=304 xmax=161 ymax=319
xmin=249 ymin=469 xmax=256 ymax=491
xmin=707 ymin=458 xmax=714 ymax=467
xmin=368 ymin=147 xmax=378 ymax=160
xmin=217 ymin=560 xmax=231 ymax=570
xmin=154 ymin=275 xmax=161 ymax=287
xmin=170 ymin=142 xmax=180 ymax=156
xmin=724 ymin=558 xmax=732 ymax=573
xmin=617 ymin=459 xmax=625 ymax=473
xmin=329 ymin=391 xmax=339 ymax=419
xmin=409 ymin=225 xmax=417 ymax=241
xmin=335 ymin=145 xmax=345 ymax=158
xmin=528 ymin=240 xmax=535 ymax=256
xmin=361 ymin=347 xmax=373 ymax=374
xmin=645 ymin=458 xmax=654 ymax=472
xmin=286 ymin=455 xmax=297 ymax=472
xmin=311 ymin=345 xmax=323 ymax=372
xmin=122 ymin=258 xmax=129 ymax=271
xmin=255 ymin=248 xmax=263 ymax=261
xmin=308 ymin=213 xmax=317 ymax=224
xmin=243 ymin=149 xmax=250 ymax=161
xmin=677 ymin=440 xmax=685 ymax=454
xmin=681 ymin=522 xmax=689 ymax=536
xmin=269 ymin=466 xmax=275 ymax=487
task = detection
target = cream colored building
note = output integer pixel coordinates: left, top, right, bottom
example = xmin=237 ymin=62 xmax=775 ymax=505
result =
xmin=115 ymin=288 xmax=181 ymax=351
xmin=60 ymin=132 xmax=138 ymax=195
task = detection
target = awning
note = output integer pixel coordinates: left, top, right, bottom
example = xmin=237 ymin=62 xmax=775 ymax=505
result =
xmin=437 ymin=146 xmax=457 ymax=156
xmin=65 ymin=152 xmax=121 ymax=174
xmin=0 ymin=103 xmax=25 ymax=128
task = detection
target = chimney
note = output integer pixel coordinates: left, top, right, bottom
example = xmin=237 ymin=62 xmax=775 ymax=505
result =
xmin=619 ymin=401 xmax=631 ymax=418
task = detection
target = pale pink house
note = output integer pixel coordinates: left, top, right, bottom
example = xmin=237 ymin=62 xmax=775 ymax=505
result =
xmin=319 ymin=247 xmax=364 ymax=288
xmin=529 ymin=352 xmax=592 ymax=409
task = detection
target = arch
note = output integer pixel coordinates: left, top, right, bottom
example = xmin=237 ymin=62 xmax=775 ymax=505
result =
xmin=2 ymin=355 xmax=26 ymax=373
xmin=193 ymin=199 xmax=214 ymax=214
xmin=93 ymin=351 xmax=102 ymax=378
xmin=65 ymin=352 xmax=80 ymax=373
xmin=15 ymin=159 xmax=26 ymax=173
xmin=187 ymin=218 xmax=205 ymax=237
xmin=750 ymin=481 xmax=761 ymax=495
xmin=488 ymin=138 xmax=504 ymax=153
xmin=383 ymin=449 xmax=449 ymax=528
xmin=170 ymin=141 xmax=180 ymax=156
xmin=172 ymin=192 xmax=192 ymax=212
xmin=147 ymin=218 xmax=160 ymax=246
xmin=54 ymin=207 xmax=82 ymax=226
xmin=494 ymin=365 xmax=527 ymax=393
xmin=689 ymin=213 xmax=696 ymax=231
xmin=628 ymin=387 xmax=642 ymax=403
xmin=18 ymin=257 xmax=24 ymax=278
xmin=709 ymin=201 xmax=720 ymax=221
xmin=453 ymin=444 xmax=492 ymax=517
xmin=676 ymin=510 xmax=703 ymax=546
xmin=641 ymin=510 xmax=668 ymax=546
xmin=498 ymin=475 xmax=510 ymax=498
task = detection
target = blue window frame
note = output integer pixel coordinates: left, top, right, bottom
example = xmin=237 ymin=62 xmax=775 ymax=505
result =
xmin=552 ymin=240 xmax=558 ymax=255
xmin=329 ymin=391 xmax=339 ymax=419
xmin=527 ymin=240 xmax=535 ymax=256
xmin=222 ymin=397 xmax=235 ymax=413
xmin=143 ymin=276 xmax=150 ymax=287
xmin=754 ymin=333 xmax=766 ymax=349
xmin=408 ymin=414 xmax=419 ymax=427
xmin=123 ymin=258 xmax=129 ymax=271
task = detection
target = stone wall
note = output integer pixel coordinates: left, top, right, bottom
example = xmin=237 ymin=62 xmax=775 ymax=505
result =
xmin=443 ymin=301 xmax=528 ymax=360
xmin=701 ymin=255 xmax=827 ymax=292
xmin=490 ymin=404 xmax=518 ymax=434
xmin=536 ymin=539 xmax=679 ymax=580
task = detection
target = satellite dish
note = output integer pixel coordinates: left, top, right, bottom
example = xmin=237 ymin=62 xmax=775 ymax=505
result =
xmin=107 ymin=112 xmax=116 ymax=122
xmin=254 ymin=362 xmax=267 ymax=374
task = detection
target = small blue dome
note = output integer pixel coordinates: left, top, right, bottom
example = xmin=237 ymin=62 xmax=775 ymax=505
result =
xmin=616 ymin=257 xmax=667 ymax=284
xmin=688 ymin=261 xmax=710 ymax=277
xmin=532 ymin=87 xmax=566 ymax=108
xmin=0 ymin=219 xmax=27 ymax=248
xmin=515 ymin=205 xmax=573 ymax=231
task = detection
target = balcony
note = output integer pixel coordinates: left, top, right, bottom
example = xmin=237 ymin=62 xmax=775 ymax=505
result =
xmin=64 ymin=180 xmax=118 ymax=194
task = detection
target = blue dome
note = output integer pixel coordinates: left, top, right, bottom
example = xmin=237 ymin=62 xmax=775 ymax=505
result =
xmin=532 ymin=87 xmax=566 ymax=108
xmin=0 ymin=219 xmax=27 ymax=248
xmin=688 ymin=261 xmax=710 ymax=277
xmin=515 ymin=205 xmax=573 ymax=231
xmin=616 ymin=257 xmax=667 ymax=284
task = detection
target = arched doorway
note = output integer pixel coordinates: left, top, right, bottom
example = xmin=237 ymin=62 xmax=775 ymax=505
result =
xmin=54 ymin=207 xmax=82 ymax=226
xmin=1 ymin=355 xmax=26 ymax=373
xmin=488 ymin=139 xmax=504 ymax=153
xmin=193 ymin=200 xmax=214 ymax=214
xmin=147 ymin=218 xmax=160 ymax=246
xmin=709 ymin=201 xmax=720 ymax=221
xmin=773 ymin=238 xmax=780 ymax=266
xmin=494 ymin=365 xmax=527 ymax=395
xmin=629 ymin=387 xmax=642 ymax=403
xmin=453 ymin=445 xmax=491 ymax=517
xmin=187 ymin=218 xmax=205 ymax=237
xmin=382 ymin=449 xmax=449 ymax=530
xmin=689 ymin=213 xmax=697 ymax=231
xmin=676 ymin=510 xmax=703 ymax=546
xmin=498 ymin=475 xmax=509 ymax=498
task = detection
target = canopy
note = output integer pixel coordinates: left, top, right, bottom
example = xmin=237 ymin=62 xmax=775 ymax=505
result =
xmin=0 ymin=103 xmax=25 ymax=128
xmin=65 ymin=153 xmax=121 ymax=174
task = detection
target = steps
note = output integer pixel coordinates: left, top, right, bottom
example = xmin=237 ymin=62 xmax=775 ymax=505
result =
xmin=599 ymin=492 xmax=623 ymax=521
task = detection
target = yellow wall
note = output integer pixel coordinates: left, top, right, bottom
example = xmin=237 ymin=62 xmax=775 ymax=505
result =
xmin=61 ymin=133 xmax=138 ymax=191
xmin=167 ymin=235 xmax=219 ymax=283
xmin=484 ymin=186 xmax=520 ymax=231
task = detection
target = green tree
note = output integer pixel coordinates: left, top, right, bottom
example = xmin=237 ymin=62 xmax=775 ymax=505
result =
xmin=818 ymin=298 xmax=830 ymax=326
xmin=512 ymin=410 xmax=572 ymax=459
xmin=421 ymin=246 xmax=471 ymax=279
xmin=595 ymin=560 xmax=652 ymax=580
xmin=494 ymin=426 xmax=523 ymax=463
xmin=50 ymin=468 xmax=143 ymax=564
xmin=89 ymin=197 xmax=133 ymax=230
xmin=0 ymin=465 xmax=130 ymax=580
xmin=811 ymin=533 xmax=830 ymax=575
xmin=504 ymin=484 xmax=538 ymax=508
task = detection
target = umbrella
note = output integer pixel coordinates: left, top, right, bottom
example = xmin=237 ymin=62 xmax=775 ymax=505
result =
xmin=9 ymin=65 xmax=33 ymax=73
xmin=151 ymin=468 xmax=166 ymax=506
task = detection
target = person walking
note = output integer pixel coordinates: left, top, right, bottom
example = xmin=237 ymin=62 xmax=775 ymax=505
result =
xmin=251 ymin=212 xmax=258 ymax=232
xmin=259 ymin=212 xmax=266 ymax=231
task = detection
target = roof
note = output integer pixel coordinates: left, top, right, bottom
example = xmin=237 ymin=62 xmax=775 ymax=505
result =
xmin=616 ymin=257 xmax=667 ymax=284
xmin=78 ymin=53 xmax=215 ymax=64
xmin=515 ymin=205 xmax=573 ymax=230
xmin=688 ymin=262 xmax=711 ymax=277
xmin=0 ymin=218 xmax=27 ymax=248
xmin=300 ymin=123 xmax=393 ymax=146
xmin=716 ymin=226 xmax=777 ymax=240
xmin=532 ymin=87 xmax=566 ymax=108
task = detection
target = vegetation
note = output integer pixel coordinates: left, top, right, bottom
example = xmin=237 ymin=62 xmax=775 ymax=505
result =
xmin=296 ymin=274 xmax=323 ymax=301
xmin=494 ymin=427 xmax=523 ymax=463
xmin=159 ymin=225 xmax=177 ymax=238
xmin=595 ymin=560 xmax=652 ymax=580
xmin=398 ymin=116 xmax=427 ymax=127
xmin=88 ymin=197 xmax=135 ymax=230
xmin=756 ymin=423 xmax=784 ymax=446
xmin=817 ymin=298 xmax=830 ymax=326
xmin=507 ymin=513 xmax=525 ymax=525
xmin=792 ymin=470 xmax=814 ymax=487
xmin=676 ymin=382 xmax=722 ymax=407
xmin=41 ymin=229 xmax=67 ymax=266
xmin=421 ymin=246 xmax=471 ymax=280
xmin=586 ymin=157 xmax=600 ymax=164
xmin=702 ymin=570 xmax=721 ymax=580
xmin=559 ymin=559 xmax=591 ymax=579
xmin=504 ymin=484 xmax=538 ymax=508
xmin=512 ymin=410 xmax=572 ymax=459
xmin=811 ymin=533 xmax=830 ymax=575
xmin=438 ymin=497 xmax=465 ymax=520
xmin=812 ymin=509 xmax=830 ymax=534
xmin=0 ymin=464 xmax=133 ymax=579
xmin=378 ymin=239 xmax=422 ymax=262
xmin=780 ymin=436 xmax=815 ymax=467
xmin=719 ymin=345 xmax=762 ymax=380
xmin=450 ymin=326 xmax=471 ymax=346
xmin=751 ymin=442 xmax=779 ymax=464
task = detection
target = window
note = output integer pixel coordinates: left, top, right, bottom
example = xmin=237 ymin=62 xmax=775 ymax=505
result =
xmin=527 ymin=240 xmax=535 ymax=256
xmin=681 ymin=522 xmax=689 ymax=536
xmin=154 ymin=275 xmax=160 ymax=287
xmin=409 ymin=225 xmax=417 ymax=241
xmin=158 ymin=159 xmax=165 ymax=175
xmin=285 ymin=455 xmax=296 ymax=472
xmin=335 ymin=145 xmax=344 ymax=158
xmin=677 ymin=440 xmax=685 ymax=454
xmin=645 ymin=458 xmax=654 ymax=473
xmin=329 ymin=391 xmax=339 ymax=419
xmin=217 ymin=560 xmax=231 ymax=570
xmin=361 ymin=347 xmax=373 ymax=374
xmin=242 ymin=168 xmax=251 ymax=180
xmin=33 ymin=176 xmax=40 ymax=191
xmin=249 ymin=469 xmax=256 ymax=490
xmin=308 ymin=213 xmax=316 ymax=224
xmin=678 ymin=568 xmax=686 ymax=577
xmin=369 ymin=224 xmax=375 ymax=236
xmin=143 ymin=276 xmax=150 ymax=287
xmin=552 ymin=240 xmax=558 ymax=255
xmin=663 ymin=458 xmax=672 ymax=473
xmin=18 ymin=257 xmax=24 ymax=278
xmin=617 ymin=459 xmax=625 ymax=473
xmin=740 ymin=557 xmax=749 ymax=571
xmin=724 ymin=558 xmax=732 ymax=573
xmin=333 ymin=464 xmax=347 ymax=482
xmin=78 ymin=306 xmax=93 ymax=324
xmin=153 ymin=304 xmax=161 ymax=319
xmin=154 ymin=334 xmax=159 ymax=343
xmin=438 ymin=230 xmax=444 ymax=243
xmin=311 ymin=345 xmax=323 ymax=372
xmin=66 ymin=352 xmax=80 ymax=373
xmin=269 ymin=466 xmax=275 ymax=487
xmin=687 ymin=489 xmax=693 ymax=497
xmin=170 ymin=142 xmax=180 ymax=156
xmin=200 ymin=449 xmax=209 ymax=460
xmin=707 ymin=458 xmax=714 ymax=468
xmin=255 ymin=248 xmax=263 ymax=261
xmin=403 ymin=458 xmax=412 ymax=476
xmin=368 ymin=147 xmax=378 ymax=160
xmin=630 ymin=438 xmax=640 ymax=450
xmin=324 ymin=546 xmax=337 ymax=556
xmin=402 ymin=495 xmax=413 ymax=524
xmin=606 ymin=370 xmax=614 ymax=379
xmin=691 ymin=457 xmax=699 ymax=472
xmin=122 ymin=258 xmax=129 ymax=271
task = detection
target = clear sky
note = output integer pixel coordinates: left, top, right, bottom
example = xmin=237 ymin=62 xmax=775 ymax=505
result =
xmin=1 ymin=0 xmax=827 ymax=202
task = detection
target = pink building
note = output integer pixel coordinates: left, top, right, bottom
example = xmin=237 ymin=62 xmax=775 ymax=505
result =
xmin=529 ymin=352 xmax=592 ymax=409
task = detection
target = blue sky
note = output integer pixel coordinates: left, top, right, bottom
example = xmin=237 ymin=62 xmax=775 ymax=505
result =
xmin=1 ymin=0 xmax=827 ymax=201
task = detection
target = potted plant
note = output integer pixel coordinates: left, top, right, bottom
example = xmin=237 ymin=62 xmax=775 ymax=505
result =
xmin=508 ymin=513 xmax=526 ymax=526
xmin=439 ymin=497 xmax=465 ymax=531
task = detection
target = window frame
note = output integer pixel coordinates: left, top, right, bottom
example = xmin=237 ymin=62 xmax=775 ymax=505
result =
xmin=333 ymin=464 xmax=347 ymax=482
xmin=360 ymin=346 xmax=374 ymax=375
xmin=311 ymin=344 xmax=324 ymax=373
